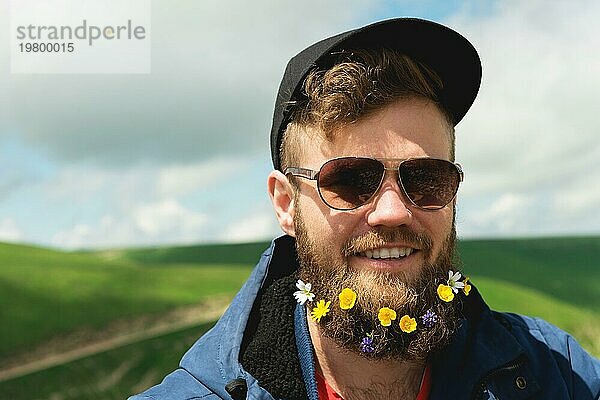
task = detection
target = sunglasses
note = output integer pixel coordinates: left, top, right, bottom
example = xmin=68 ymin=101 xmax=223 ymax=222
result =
xmin=285 ymin=157 xmax=464 ymax=211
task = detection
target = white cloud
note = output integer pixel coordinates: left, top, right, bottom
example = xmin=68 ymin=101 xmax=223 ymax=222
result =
xmin=448 ymin=0 xmax=600 ymax=235
xmin=133 ymin=199 xmax=205 ymax=236
xmin=12 ymin=157 xmax=273 ymax=248
xmin=219 ymin=209 xmax=281 ymax=243
xmin=40 ymin=159 xmax=241 ymax=205
xmin=52 ymin=200 xmax=206 ymax=249
xmin=0 ymin=1 xmax=9 ymax=131
xmin=463 ymin=193 xmax=533 ymax=236
xmin=452 ymin=0 xmax=599 ymax=188
xmin=0 ymin=217 xmax=24 ymax=242
xmin=42 ymin=166 xmax=112 ymax=203
xmin=3 ymin=0 xmax=372 ymax=167
xmin=552 ymin=168 xmax=600 ymax=220
xmin=156 ymin=157 xmax=245 ymax=198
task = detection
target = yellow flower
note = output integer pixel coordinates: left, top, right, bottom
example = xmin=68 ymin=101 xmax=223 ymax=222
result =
xmin=311 ymin=299 xmax=331 ymax=323
xmin=463 ymin=277 xmax=472 ymax=296
xmin=338 ymin=288 xmax=357 ymax=310
xmin=437 ymin=284 xmax=455 ymax=302
xmin=378 ymin=307 xmax=397 ymax=326
xmin=399 ymin=315 xmax=417 ymax=333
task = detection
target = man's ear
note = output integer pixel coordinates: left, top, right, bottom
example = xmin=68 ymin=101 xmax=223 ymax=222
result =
xmin=267 ymin=170 xmax=296 ymax=237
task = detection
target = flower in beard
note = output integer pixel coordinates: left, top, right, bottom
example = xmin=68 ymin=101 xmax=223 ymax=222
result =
xmin=399 ymin=315 xmax=417 ymax=333
xmin=360 ymin=332 xmax=375 ymax=353
xmin=447 ymin=270 xmax=465 ymax=293
xmin=462 ymin=277 xmax=472 ymax=296
xmin=338 ymin=288 xmax=357 ymax=310
xmin=421 ymin=309 xmax=438 ymax=328
xmin=378 ymin=307 xmax=397 ymax=327
xmin=293 ymin=279 xmax=315 ymax=305
xmin=437 ymin=284 xmax=454 ymax=302
xmin=311 ymin=299 xmax=331 ymax=323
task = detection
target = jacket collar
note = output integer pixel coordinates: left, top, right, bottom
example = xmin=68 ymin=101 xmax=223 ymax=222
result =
xmin=179 ymin=235 xmax=295 ymax=399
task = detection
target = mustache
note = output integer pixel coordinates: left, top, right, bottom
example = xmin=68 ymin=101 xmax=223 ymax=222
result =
xmin=341 ymin=227 xmax=433 ymax=257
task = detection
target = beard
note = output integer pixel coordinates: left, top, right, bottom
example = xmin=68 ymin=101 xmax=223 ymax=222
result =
xmin=294 ymin=205 xmax=462 ymax=362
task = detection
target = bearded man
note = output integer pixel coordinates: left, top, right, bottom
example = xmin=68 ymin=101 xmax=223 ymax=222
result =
xmin=130 ymin=18 xmax=600 ymax=400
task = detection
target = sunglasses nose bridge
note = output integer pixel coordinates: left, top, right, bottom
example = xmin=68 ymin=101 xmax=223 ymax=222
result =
xmin=382 ymin=166 xmax=402 ymax=187
xmin=365 ymin=173 xmax=414 ymax=227
xmin=372 ymin=167 xmax=410 ymax=204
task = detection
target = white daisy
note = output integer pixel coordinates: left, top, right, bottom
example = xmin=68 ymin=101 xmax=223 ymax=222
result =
xmin=447 ymin=270 xmax=465 ymax=293
xmin=293 ymin=279 xmax=315 ymax=305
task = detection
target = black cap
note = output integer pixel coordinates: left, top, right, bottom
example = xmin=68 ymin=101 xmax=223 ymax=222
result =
xmin=270 ymin=17 xmax=482 ymax=171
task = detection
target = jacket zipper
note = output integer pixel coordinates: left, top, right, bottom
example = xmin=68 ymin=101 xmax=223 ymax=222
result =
xmin=470 ymin=355 xmax=526 ymax=400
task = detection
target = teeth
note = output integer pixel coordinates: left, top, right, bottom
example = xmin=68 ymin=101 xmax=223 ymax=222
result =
xmin=360 ymin=247 xmax=415 ymax=260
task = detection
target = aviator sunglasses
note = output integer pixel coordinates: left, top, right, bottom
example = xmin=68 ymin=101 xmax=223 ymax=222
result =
xmin=285 ymin=157 xmax=464 ymax=211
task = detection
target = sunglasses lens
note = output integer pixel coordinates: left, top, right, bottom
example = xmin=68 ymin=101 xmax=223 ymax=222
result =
xmin=399 ymin=159 xmax=461 ymax=210
xmin=318 ymin=158 xmax=384 ymax=210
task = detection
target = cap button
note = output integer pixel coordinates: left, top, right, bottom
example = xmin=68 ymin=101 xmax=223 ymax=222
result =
xmin=515 ymin=376 xmax=527 ymax=390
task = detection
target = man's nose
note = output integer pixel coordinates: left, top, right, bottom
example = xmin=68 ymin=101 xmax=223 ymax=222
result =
xmin=365 ymin=177 xmax=413 ymax=227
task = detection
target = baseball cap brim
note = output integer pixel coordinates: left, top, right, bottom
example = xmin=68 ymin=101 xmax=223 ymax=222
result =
xmin=270 ymin=17 xmax=482 ymax=171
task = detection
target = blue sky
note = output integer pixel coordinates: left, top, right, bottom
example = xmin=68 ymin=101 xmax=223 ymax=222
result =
xmin=1 ymin=0 xmax=599 ymax=249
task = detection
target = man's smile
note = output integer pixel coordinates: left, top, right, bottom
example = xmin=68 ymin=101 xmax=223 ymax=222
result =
xmin=350 ymin=245 xmax=422 ymax=273
xmin=358 ymin=246 xmax=415 ymax=259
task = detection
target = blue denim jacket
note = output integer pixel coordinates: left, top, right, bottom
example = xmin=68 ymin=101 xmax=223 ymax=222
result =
xmin=129 ymin=236 xmax=600 ymax=400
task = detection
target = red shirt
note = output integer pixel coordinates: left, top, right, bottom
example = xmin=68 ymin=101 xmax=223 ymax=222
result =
xmin=316 ymin=365 xmax=432 ymax=400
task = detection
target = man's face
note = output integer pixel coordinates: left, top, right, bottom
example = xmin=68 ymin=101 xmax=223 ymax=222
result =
xmin=292 ymin=98 xmax=461 ymax=359
xmin=294 ymin=97 xmax=455 ymax=280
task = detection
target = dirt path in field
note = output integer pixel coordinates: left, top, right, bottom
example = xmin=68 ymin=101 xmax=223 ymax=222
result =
xmin=0 ymin=296 xmax=232 ymax=382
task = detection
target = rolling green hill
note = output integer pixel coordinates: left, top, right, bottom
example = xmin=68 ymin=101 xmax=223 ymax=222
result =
xmin=0 ymin=242 xmax=253 ymax=359
xmin=98 ymin=241 xmax=271 ymax=265
xmin=0 ymin=322 xmax=215 ymax=400
xmin=459 ymin=237 xmax=599 ymax=315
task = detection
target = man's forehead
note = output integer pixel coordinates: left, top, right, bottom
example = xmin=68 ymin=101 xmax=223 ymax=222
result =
xmin=297 ymin=99 xmax=452 ymax=165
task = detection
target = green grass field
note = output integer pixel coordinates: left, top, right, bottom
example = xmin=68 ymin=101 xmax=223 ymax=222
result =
xmin=0 ymin=236 xmax=598 ymax=399
xmin=458 ymin=237 xmax=600 ymax=355
xmin=0 ymin=242 xmax=252 ymax=359
xmin=459 ymin=237 xmax=599 ymax=314
xmin=0 ymin=322 xmax=215 ymax=400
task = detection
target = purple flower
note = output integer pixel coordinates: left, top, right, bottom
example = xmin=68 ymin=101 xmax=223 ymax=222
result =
xmin=421 ymin=309 xmax=439 ymax=328
xmin=360 ymin=336 xmax=375 ymax=353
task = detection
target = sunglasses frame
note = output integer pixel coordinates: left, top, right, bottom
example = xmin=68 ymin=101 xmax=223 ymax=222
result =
xmin=284 ymin=157 xmax=464 ymax=211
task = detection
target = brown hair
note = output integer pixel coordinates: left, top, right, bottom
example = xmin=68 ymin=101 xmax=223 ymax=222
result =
xmin=280 ymin=48 xmax=455 ymax=170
